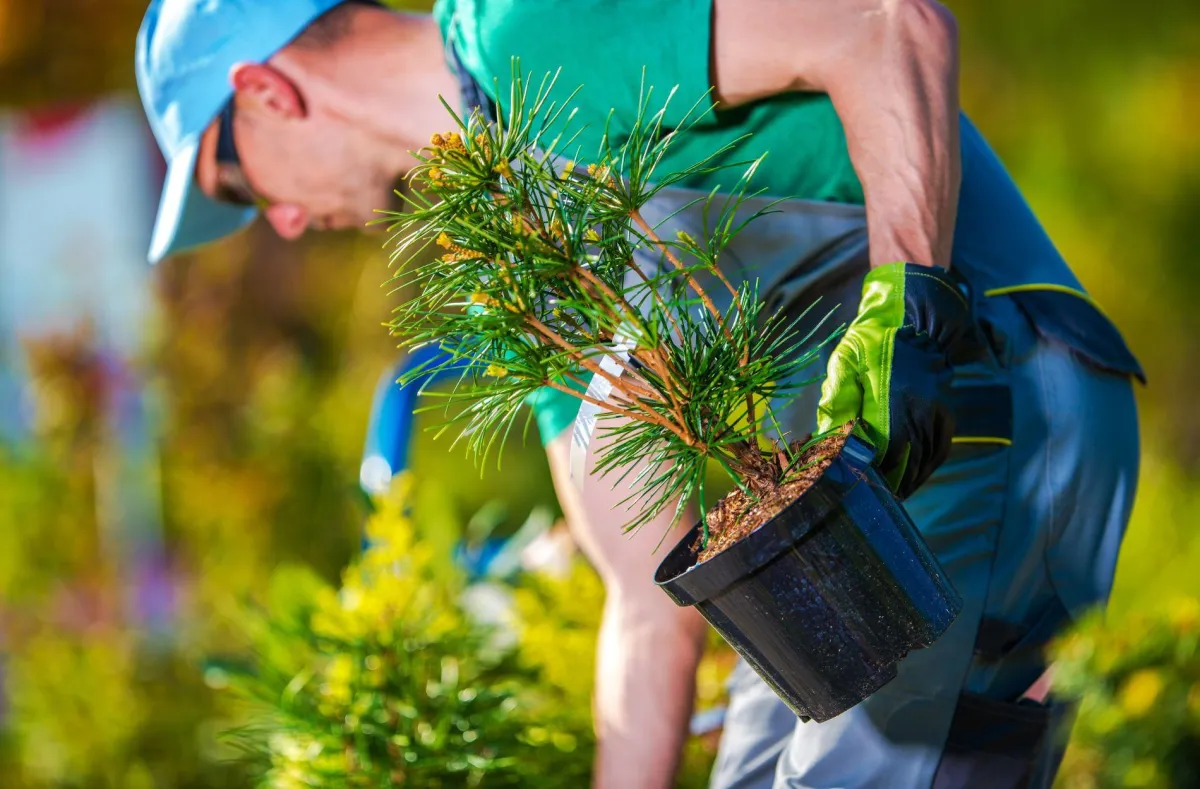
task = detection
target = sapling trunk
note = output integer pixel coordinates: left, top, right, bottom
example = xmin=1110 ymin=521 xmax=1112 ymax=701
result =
xmin=383 ymin=66 xmax=841 ymax=553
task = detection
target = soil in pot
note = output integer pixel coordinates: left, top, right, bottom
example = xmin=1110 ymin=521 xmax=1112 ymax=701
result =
xmin=695 ymin=427 xmax=850 ymax=563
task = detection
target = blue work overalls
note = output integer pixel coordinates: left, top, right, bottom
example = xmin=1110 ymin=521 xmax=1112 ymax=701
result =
xmin=446 ymin=36 xmax=1144 ymax=789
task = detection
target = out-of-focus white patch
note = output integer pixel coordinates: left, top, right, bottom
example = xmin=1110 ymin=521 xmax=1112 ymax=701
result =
xmin=460 ymin=582 xmax=518 ymax=654
xmin=359 ymin=454 xmax=393 ymax=495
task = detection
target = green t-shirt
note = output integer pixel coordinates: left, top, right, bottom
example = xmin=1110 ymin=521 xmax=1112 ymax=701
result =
xmin=434 ymin=0 xmax=864 ymax=207
xmin=433 ymin=0 xmax=868 ymax=443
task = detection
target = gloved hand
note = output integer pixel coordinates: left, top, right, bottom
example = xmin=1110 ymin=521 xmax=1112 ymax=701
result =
xmin=816 ymin=262 xmax=988 ymax=499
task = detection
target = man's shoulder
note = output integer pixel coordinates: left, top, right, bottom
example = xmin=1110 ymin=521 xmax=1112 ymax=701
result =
xmin=449 ymin=0 xmax=688 ymax=79
xmin=442 ymin=0 xmax=565 ymax=79
xmin=443 ymin=0 xmax=565 ymax=44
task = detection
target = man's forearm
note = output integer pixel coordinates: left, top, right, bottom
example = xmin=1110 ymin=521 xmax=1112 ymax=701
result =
xmin=713 ymin=0 xmax=963 ymax=269
xmin=824 ymin=1 xmax=961 ymax=269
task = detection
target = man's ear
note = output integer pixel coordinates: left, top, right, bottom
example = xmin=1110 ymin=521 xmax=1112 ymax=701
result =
xmin=228 ymin=63 xmax=306 ymax=119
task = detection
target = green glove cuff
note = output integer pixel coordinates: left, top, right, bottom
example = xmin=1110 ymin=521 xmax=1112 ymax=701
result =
xmin=815 ymin=261 xmax=909 ymax=456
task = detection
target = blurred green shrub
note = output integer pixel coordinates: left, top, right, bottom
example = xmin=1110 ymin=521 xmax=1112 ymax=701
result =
xmin=222 ymin=474 xmax=594 ymax=788
xmin=1 ymin=621 xmax=250 ymax=789
xmin=1051 ymin=598 xmax=1200 ymax=789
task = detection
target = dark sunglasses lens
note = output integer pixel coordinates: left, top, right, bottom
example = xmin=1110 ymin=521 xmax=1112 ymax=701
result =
xmin=215 ymin=101 xmax=239 ymax=166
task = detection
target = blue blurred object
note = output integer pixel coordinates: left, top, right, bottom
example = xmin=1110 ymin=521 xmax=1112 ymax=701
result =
xmin=359 ymin=345 xmax=465 ymax=495
xmin=359 ymin=347 xmax=543 ymax=580
xmin=453 ymin=540 xmax=511 ymax=581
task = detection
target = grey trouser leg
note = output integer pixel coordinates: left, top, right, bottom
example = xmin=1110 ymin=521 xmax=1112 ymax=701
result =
xmin=708 ymin=661 xmax=799 ymax=789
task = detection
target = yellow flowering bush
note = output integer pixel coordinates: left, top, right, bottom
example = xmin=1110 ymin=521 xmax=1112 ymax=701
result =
xmin=1051 ymin=597 xmax=1200 ymax=789
xmin=225 ymin=475 xmax=594 ymax=788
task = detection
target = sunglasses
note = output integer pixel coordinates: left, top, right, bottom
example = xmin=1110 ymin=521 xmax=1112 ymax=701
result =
xmin=213 ymin=99 xmax=268 ymax=209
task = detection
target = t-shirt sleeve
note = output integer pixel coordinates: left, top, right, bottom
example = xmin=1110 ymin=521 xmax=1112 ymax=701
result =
xmin=452 ymin=0 xmax=718 ymax=145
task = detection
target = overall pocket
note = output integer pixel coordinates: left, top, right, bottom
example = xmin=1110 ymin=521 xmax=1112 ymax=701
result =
xmin=931 ymin=691 xmax=1058 ymax=789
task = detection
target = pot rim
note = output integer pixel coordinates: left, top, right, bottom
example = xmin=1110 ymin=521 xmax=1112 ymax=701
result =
xmin=653 ymin=432 xmax=880 ymax=605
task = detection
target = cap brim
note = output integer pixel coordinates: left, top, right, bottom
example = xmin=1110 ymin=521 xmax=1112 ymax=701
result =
xmin=148 ymin=137 xmax=257 ymax=264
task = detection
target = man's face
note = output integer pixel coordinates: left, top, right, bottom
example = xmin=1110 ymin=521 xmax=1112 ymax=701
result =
xmin=194 ymin=62 xmax=400 ymax=240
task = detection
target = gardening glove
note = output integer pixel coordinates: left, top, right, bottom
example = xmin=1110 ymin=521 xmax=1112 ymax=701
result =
xmin=816 ymin=262 xmax=989 ymax=499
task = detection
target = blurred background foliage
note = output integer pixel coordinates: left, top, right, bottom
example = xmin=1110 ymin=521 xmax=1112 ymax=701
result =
xmin=1049 ymin=599 xmax=1200 ymax=789
xmin=0 ymin=0 xmax=1196 ymax=786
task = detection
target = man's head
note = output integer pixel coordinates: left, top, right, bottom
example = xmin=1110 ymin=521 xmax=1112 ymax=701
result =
xmin=136 ymin=0 xmax=422 ymax=263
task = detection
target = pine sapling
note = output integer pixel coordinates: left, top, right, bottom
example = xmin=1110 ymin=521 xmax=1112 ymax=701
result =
xmin=382 ymin=68 xmax=843 ymax=556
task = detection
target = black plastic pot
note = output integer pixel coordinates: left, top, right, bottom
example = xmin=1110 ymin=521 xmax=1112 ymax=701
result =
xmin=654 ymin=434 xmax=962 ymax=723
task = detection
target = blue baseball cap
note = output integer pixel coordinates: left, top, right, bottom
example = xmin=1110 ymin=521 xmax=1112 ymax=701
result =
xmin=135 ymin=0 xmax=349 ymax=263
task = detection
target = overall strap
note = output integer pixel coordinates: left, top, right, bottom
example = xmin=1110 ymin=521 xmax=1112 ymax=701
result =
xmin=444 ymin=26 xmax=498 ymax=124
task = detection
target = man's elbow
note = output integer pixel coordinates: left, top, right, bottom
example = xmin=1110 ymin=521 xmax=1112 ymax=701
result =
xmin=894 ymin=0 xmax=959 ymax=61
xmin=809 ymin=0 xmax=959 ymax=93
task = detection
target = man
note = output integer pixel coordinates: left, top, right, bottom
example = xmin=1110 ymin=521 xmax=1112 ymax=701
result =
xmin=135 ymin=1 xmax=1145 ymax=787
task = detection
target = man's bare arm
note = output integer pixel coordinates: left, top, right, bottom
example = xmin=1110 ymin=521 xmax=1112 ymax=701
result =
xmin=711 ymin=0 xmax=962 ymax=270
xmin=545 ymin=430 xmax=709 ymax=789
